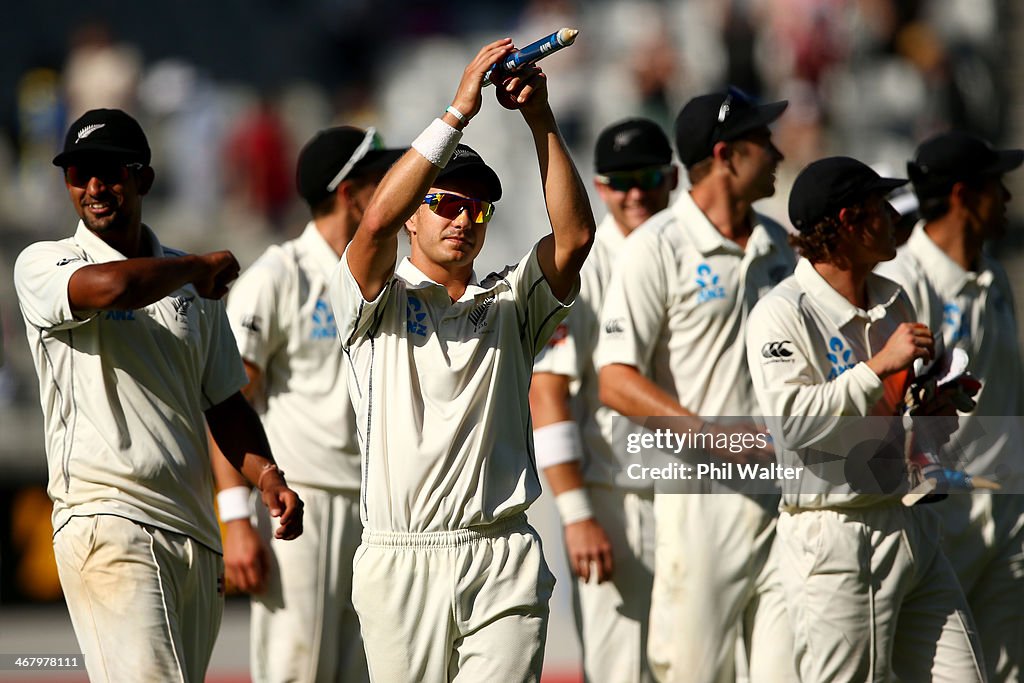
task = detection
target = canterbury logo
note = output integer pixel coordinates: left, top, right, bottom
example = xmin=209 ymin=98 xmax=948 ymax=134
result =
xmin=762 ymin=341 xmax=793 ymax=358
xmin=76 ymin=123 xmax=105 ymax=143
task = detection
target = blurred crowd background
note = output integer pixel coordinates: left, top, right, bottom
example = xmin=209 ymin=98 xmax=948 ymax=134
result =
xmin=1 ymin=0 xmax=1023 ymax=610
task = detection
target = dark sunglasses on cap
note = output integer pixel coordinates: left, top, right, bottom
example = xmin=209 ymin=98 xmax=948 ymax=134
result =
xmin=422 ymin=192 xmax=495 ymax=224
xmin=595 ymin=165 xmax=672 ymax=192
xmin=65 ymin=162 xmax=144 ymax=188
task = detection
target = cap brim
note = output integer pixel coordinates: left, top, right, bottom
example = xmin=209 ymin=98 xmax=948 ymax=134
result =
xmin=870 ymin=177 xmax=910 ymax=193
xmin=53 ymin=144 xmax=147 ymax=167
xmin=988 ymin=148 xmax=1024 ymax=175
xmin=436 ymin=164 xmax=503 ymax=202
xmin=725 ymin=100 xmax=789 ymax=140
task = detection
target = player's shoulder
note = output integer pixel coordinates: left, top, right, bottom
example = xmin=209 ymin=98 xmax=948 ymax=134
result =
xmin=754 ymin=212 xmax=794 ymax=246
xmin=248 ymin=243 xmax=297 ymax=280
xmin=875 ymin=245 xmax=922 ymax=286
xmin=14 ymin=237 xmax=85 ymax=278
xmin=750 ymin=273 xmax=805 ymax=321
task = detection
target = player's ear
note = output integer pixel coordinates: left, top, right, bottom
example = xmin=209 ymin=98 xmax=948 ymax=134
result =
xmin=136 ymin=166 xmax=155 ymax=195
xmin=667 ymin=165 xmax=680 ymax=191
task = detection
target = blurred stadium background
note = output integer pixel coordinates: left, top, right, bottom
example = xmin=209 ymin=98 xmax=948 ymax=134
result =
xmin=1 ymin=0 xmax=1023 ymax=680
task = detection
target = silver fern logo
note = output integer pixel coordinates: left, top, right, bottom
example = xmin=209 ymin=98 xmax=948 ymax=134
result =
xmin=469 ymin=295 xmax=495 ymax=332
xmin=76 ymin=123 xmax=106 ymax=143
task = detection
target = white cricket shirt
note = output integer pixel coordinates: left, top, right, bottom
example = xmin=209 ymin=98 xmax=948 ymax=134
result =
xmin=747 ymin=259 xmax=918 ymax=509
xmin=876 ymin=222 xmax=1024 ymax=479
xmin=227 ymin=222 xmax=360 ymax=490
xmin=14 ymin=222 xmax=247 ymax=551
xmin=329 ymin=242 xmax=575 ymax=533
xmin=595 ymin=191 xmax=796 ymax=417
xmin=533 ymin=216 xmax=641 ymax=490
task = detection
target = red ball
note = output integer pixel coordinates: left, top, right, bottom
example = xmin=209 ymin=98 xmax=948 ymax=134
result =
xmin=494 ymin=77 xmax=523 ymax=110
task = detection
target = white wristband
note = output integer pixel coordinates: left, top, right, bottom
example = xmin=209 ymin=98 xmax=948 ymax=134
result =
xmin=555 ymin=488 xmax=595 ymax=525
xmin=216 ymin=486 xmax=252 ymax=523
xmin=534 ymin=421 xmax=583 ymax=469
xmin=412 ymin=118 xmax=463 ymax=168
xmin=445 ymin=105 xmax=467 ymax=123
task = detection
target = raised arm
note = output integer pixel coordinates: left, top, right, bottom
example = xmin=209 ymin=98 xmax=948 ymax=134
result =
xmin=515 ymin=72 xmax=596 ymax=301
xmin=347 ymin=39 xmax=516 ymax=300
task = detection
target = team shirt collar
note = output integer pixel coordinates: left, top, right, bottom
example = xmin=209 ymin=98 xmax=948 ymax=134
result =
xmin=794 ymin=257 xmax=903 ymax=328
xmin=595 ymin=214 xmax=628 ymax=251
xmin=73 ymin=220 xmax=163 ymax=263
xmin=298 ymin=221 xmax=343 ymax=280
xmin=395 ymin=257 xmax=486 ymax=301
xmin=905 ymin=221 xmax=995 ymax=295
xmin=672 ymin=191 xmax=777 ymax=257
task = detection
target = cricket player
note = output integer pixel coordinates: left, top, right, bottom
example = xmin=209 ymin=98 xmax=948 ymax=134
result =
xmin=13 ymin=108 xmax=303 ymax=683
xmin=530 ymin=117 xmax=677 ymax=683
xmin=210 ymin=126 xmax=404 ymax=682
xmin=328 ymin=39 xmax=595 ymax=682
xmin=596 ymin=88 xmax=796 ymax=683
xmin=747 ymin=156 xmax=985 ymax=682
xmin=876 ymin=130 xmax=1024 ymax=681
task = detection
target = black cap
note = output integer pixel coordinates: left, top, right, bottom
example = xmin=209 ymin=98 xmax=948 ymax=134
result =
xmin=435 ymin=144 xmax=502 ymax=201
xmin=674 ymin=88 xmax=788 ymax=167
xmin=789 ymin=156 xmax=908 ymax=232
xmin=908 ymin=131 xmax=1024 ymax=200
xmin=296 ymin=126 xmax=405 ymax=207
xmin=53 ymin=108 xmax=150 ymax=167
xmin=594 ymin=118 xmax=672 ymax=173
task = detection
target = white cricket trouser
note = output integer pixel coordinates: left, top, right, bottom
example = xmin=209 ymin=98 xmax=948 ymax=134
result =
xmin=938 ymin=493 xmax=1024 ymax=683
xmin=352 ymin=514 xmax=554 ymax=683
xmin=572 ymin=486 xmax=656 ymax=683
xmin=777 ymin=504 xmax=986 ymax=682
xmin=250 ymin=484 xmax=367 ymax=683
xmin=648 ymin=493 xmax=794 ymax=683
xmin=53 ymin=514 xmax=223 ymax=683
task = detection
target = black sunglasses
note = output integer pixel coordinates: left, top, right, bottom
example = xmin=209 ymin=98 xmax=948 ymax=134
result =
xmin=65 ymin=162 xmax=144 ymax=188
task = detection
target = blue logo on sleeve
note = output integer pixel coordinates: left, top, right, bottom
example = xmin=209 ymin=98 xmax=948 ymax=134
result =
xmin=311 ymin=298 xmax=338 ymax=339
xmin=696 ymin=263 xmax=727 ymax=303
xmin=826 ymin=336 xmax=855 ymax=380
xmin=406 ymin=295 xmax=427 ymax=336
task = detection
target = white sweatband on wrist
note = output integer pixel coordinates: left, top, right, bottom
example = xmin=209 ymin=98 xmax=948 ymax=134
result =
xmin=555 ymin=488 xmax=595 ymax=525
xmin=445 ymin=105 xmax=467 ymax=123
xmin=533 ymin=421 xmax=583 ymax=469
xmin=216 ymin=486 xmax=252 ymax=523
xmin=411 ymin=118 xmax=463 ymax=168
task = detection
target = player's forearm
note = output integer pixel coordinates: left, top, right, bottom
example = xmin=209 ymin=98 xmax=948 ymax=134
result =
xmin=599 ymin=363 xmax=696 ymax=420
xmin=209 ymin=427 xmax=250 ymax=491
xmin=527 ymin=109 xmax=595 ymax=291
xmin=543 ymin=461 xmax=587 ymax=496
xmin=205 ymin=392 xmax=281 ymax=488
xmin=67 ymin=256 xmax=207 ymax=312
xmin=529 ymin=372 xmax=573 ymax=427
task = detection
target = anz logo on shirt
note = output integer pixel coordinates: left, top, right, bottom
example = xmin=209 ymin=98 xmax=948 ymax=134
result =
xmin=942 ymin=303 xmax=968 ymax=343
xmin=104 ymin=309 xmax=135 ymax=321
xmin=310 ymin=298 xmax=337 ymax=339
xmin=406 ymin=295 xmax=427 ymax=337
xmin=695 ymin=263 xmax=726 ymax=304
xmin=826 ymin=336 xmax=855 ymax=380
